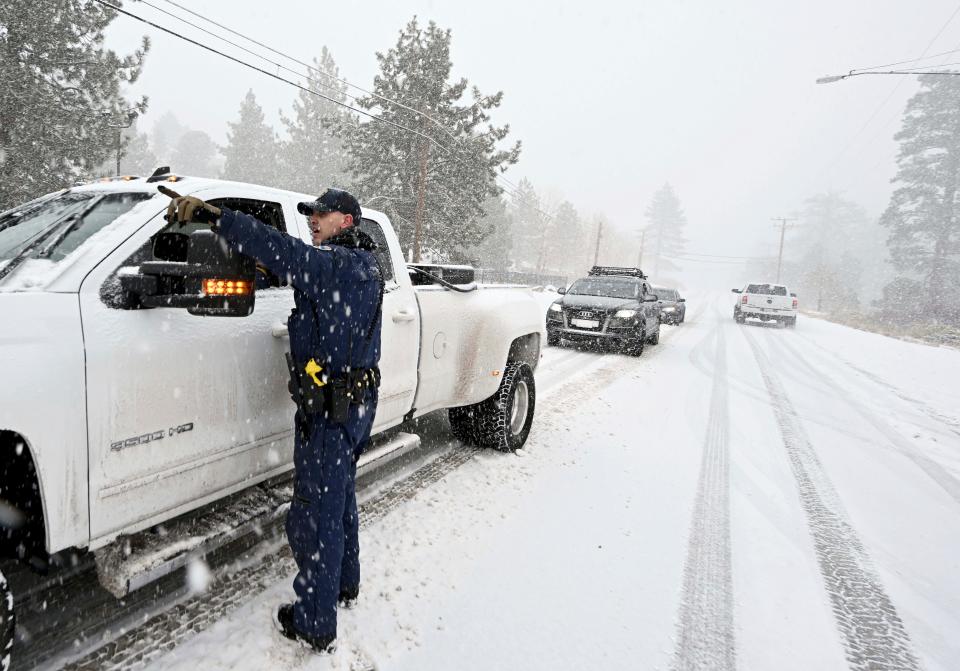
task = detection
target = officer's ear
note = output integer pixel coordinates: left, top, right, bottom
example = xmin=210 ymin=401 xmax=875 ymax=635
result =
xmin=341 ymin=213 xmax=355 ymax=229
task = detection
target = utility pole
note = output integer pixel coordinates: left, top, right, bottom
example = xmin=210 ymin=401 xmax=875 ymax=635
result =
xmin=593 ymin=218 xmax=603 ymax=266
xmin=105 ymin=109 xmax=138 ymax=176
xmin=637 ymin=229 xmax=646 ymax=270
xmin=413 ymin=139 xmax=429 ymax=263
xmin=771 ymin=217 xmax=796 ymax=283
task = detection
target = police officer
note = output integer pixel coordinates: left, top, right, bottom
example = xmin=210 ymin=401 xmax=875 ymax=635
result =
xmin=162 ymin=187 xmax=383 ymax=653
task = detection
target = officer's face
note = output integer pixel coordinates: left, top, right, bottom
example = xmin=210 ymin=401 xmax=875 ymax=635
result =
xmin=308 ymin=210 xmax=353 ymax=245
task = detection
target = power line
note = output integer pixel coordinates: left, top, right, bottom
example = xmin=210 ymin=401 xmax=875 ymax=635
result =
xmin=99 ymin=0 xmax=558 ymax=233
xmin=148 ymin=0 xmax=526 ymax=198
xmin=154 ymin=0 xmax=471 ymax=148
xmin=816 ymin=3 xmax=960 ymax=183
xmin=849 ymin=46 xmax=960 ymax=73
xmin=94 ymin=0 xmax=529 ymax=203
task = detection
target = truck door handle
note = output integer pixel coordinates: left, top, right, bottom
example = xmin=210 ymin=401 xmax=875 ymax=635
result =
xmin=392 ymin=308 xmax=417 ymax=323
xmin=271 ymin=323 xmax=289 ymax=338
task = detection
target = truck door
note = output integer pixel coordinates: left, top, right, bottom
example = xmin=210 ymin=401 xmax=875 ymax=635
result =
xmin=80 ymin=190 xmax=296 ymax=541
xmin=353 ymin=216 xmax=420 ymax=431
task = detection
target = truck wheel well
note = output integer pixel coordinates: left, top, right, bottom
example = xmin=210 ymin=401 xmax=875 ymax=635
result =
xmin=0 ymin=431 xmax=47 ymax=562
xmin=508 ymin=333 xmax=541 ymax=371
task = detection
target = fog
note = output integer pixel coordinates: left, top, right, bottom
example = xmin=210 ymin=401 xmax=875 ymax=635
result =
xmin=101 ymin=0 xmax=955 ymax=287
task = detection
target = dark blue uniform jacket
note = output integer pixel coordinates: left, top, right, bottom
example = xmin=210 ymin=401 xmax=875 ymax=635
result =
xmin=217 ymin=206 xmax=383 ymax=394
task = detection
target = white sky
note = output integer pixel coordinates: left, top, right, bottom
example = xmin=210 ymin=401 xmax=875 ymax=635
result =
xmin=105 ymin=0 xmax=960 ymax=269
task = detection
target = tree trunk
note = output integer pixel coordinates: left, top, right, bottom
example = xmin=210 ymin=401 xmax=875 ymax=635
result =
xmin=413 ymin=139 xmax=429 ymax=263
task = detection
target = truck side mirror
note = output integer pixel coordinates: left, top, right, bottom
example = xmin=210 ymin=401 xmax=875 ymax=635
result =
xmin=153 ymin=231 xmax=190 ymax=262
xmin=557 ymin=286 xmax=566 ymax=295
xmin=678 ymin=297 xmax=686 ymax=302
xmin=790 ymin=292 xmax=797 ymax=297
xmin=731 ymin=288 xmax=742 ymax=293
xmin=119 ymin=230 xmax=256 ymax=317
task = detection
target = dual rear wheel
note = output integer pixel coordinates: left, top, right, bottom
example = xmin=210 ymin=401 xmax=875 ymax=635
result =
xmin=449 ymin=361 xmax=536 ymax=453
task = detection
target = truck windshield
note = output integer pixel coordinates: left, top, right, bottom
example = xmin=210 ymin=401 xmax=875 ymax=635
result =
xmin=0 ymin=191 xmax=151 ymax=263
xmin=745 ymin=284 xmax=787 ymax=296
xmin=568 ymin=277 xmax=640 ymax=299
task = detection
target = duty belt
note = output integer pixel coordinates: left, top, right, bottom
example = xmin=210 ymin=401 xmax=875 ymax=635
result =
xmin=285 ymin=354 xmax=381 ymax=423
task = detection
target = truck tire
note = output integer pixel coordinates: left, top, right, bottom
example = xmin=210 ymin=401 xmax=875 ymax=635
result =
xmin=547 ymin=330 xmax=561 ymax=347
xmin=734 ymin=309 xmax=745 ymax=324
xmin=450 ymin=361 xmax=536 ymax=452
xmin=0 ymin=567 xmax=13 ymax=671
xmin=786 ymin=316 xmax=797 ymax=329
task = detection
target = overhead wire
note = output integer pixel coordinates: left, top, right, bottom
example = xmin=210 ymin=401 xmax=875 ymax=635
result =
xmin=149 ymin=0 xmax=526 ymax=196
xmin=94 ymin=0 xmax=537 ymax=213
xmin=155 ymin=0 xmax=480 ymax=148
xmin=815 ymin=2 xmax=960 ymax=184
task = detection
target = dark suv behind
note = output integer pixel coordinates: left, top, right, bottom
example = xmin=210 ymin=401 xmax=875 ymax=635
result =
xmin=652 ymin=286 xmax=686 ymax=324
xmin=546 ymin=266 xmax=661 ymax=356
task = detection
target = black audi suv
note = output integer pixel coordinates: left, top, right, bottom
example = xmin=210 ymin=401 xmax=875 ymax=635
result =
xmin=546 ymin=267 xmax=661 ymax=356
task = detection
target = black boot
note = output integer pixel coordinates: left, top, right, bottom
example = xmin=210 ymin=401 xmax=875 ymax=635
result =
xmin=276 ymin=603 xmax=336 ymax=653
xmin=338 ymin=585 xmax=360 ymax=609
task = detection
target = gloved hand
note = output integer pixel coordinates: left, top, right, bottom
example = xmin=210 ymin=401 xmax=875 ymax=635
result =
xmin=158 ymin=186 xmax=222 ymax=225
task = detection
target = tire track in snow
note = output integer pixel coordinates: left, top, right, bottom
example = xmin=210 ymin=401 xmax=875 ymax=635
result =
xmin=673 ymin=322 xmax=735 ymax=671
xmin=743 ymin=329 xmax=921 ymax=671
xmin=769 ymin=331 xmax=960 ymax=507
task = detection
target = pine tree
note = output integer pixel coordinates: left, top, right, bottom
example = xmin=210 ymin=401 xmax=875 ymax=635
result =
xmin=343 ymin=17 xmax=520 ymax=262
xmin=468 ymin=196 xmax=513 ymax=272
xmin=881 ymin=74 xmax=960 ymax=324
xmin=221 ymin=90 xmax=280 ymax=186
xmin=509 ymin=178 xmax=546 ymax=271
xmin=644 ymin=183 xmax=687 ymax=278
xmin=118 ymin=127 xmax=158 ymax=176
xmin=538 ymin=200 xmax=580 ymax=275
xmin=279 ymin=48 xmax=351 ymax=195
xmin=151 ymin=111 xmax=187 ymax=165
xmin=0 ymin=0 xmax=149 ymax=209
xmin=172 ymin=130 xmax=219 ymax=178
xmin=795 ymin=191 xmax=870 ymax=312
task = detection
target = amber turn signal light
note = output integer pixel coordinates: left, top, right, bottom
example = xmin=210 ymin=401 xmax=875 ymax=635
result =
xmin=203 ymin=279 xmax=250 ymax=296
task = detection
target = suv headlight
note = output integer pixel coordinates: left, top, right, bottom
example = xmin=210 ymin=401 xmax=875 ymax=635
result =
xmin=549 ymin=303 xmax=562 ymax=313
xmin=663 ymin=306 xmax=676 ymax=312
xmin=615 ymin=309 xmax=637 ymax=319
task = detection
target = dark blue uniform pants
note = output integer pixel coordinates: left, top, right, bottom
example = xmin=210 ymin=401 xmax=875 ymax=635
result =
xmin=285 ymin=404 xmax=372 ymax=640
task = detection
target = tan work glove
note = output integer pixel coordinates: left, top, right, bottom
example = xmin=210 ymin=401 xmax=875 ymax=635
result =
xmin=158 ymin=186 xmax=222 ymax=225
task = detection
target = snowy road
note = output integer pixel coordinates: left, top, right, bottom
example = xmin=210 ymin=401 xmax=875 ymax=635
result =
xmin=59 ymin=293 xmax=960 ymax=670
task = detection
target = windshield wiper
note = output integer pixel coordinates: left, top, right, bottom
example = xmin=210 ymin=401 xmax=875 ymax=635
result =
xmin=0 ymin=189 xmax=71 ymax=235
xmin=0 ymin=195 xmax=103 ymax=284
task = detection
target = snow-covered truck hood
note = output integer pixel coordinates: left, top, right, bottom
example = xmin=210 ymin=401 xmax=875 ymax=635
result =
xmin=0 ymin=193 xmax=164 ymax=294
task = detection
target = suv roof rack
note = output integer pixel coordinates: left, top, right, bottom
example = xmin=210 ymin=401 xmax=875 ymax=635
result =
xmin=588 ymin=266 xmax=647 ymax=280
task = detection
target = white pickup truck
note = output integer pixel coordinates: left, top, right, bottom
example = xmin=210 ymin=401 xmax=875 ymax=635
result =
xmin=0 ymin=174 xmax=543 ymax=651
xmin=732 ymin=282 xmax=798 ymax=327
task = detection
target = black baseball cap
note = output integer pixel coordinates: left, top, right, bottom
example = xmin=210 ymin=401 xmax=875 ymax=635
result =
xmin=297 ymin=188 xmax=362 ymax=221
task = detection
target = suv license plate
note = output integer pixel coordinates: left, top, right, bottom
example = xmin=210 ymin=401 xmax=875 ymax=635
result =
xmin=571 ymin=318 xmax=600 ymax=328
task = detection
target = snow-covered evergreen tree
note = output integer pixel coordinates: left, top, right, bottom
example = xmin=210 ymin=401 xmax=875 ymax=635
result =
xmin=509 ymin=178 xmax=546 ymax=270
xmin=468 ymin=196 xmax=513 ymax=272
xmin=151 ymin=111 xmax=187 ymax=165
xmin=279 ymin=48 xmax=351 ymax=195
xmin=0 ymin=0 xmax=149 ymax=209
xmin=644 ymin=184 xmax=688 ymax=277
xmin=118 ymin=126 xmax=158 ymax=177
xmin=343 ymin=17 xmax=520 ymax=261
xmin=222 ymin=90 xmax=280 ymax=186
xmin=172 ymin=130 xmax=219 ymax=178
xmin=881 ymin=74 xmax=960 ymax=325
